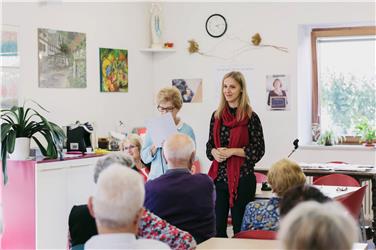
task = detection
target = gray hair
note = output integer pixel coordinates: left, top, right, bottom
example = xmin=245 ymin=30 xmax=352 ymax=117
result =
xmin=93 ymin=164 xmax=144 ymax=228
xmin=163 ymin=133 xmax=195 ymax=167
xmin=278 ymin=201 xmax=359 ymax=250
xmin=94 ymin=152 xmax=134 ymax=183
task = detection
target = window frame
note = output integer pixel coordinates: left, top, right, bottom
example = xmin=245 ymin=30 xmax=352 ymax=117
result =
xmin=310 ymin=26 xmax=376 ymax=144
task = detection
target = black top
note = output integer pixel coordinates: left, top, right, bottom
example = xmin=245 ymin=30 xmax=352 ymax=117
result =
xmin=68 ymin=205 xmax=97 ymax=246
xmin=206 ymin=108 xmax=265 ymax=183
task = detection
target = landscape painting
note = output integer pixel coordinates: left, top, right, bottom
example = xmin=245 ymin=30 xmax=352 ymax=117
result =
xmin=38 ymin=28 xmax=86 ymax=88
xmin=99 ymin=48 xmax=128 ymax=92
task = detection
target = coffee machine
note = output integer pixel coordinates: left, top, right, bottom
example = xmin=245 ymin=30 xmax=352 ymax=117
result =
xmin=65 ymin=121 xmax=94 ymax=152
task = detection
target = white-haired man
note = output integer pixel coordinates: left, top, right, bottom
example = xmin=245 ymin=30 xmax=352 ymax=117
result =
xmin=85 ymin=164 xmax=169 ymax=249
xmin=144 ymin=133 xmax=216 ymax=244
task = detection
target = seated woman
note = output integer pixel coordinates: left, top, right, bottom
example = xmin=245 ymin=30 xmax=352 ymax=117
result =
xmin=278 ymin=201 xmax=358 ymax=250
xmin=120 ymin=133 xmax=149 ymax=182
xmin=68 ymin=153 xmax=196 ymax=250
xmin=279 ymin=184 xmax=331 ymax=217
xmin=241 ymin=158 xmax=306 ymax=231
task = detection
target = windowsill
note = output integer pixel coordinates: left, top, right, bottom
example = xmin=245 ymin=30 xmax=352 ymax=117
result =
xmin=300 ymin=144 xmax=376 ymax=151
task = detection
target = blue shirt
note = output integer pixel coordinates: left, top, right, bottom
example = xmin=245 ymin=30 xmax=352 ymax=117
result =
xmin=241 ymin=197 xmax=280 ymax=231
xmin=141 ymin=122 xmax=196 ymax=180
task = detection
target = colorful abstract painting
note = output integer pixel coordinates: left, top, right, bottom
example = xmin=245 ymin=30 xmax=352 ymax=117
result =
xmin=172 ymin=78 xmax=203 ymax=103
xmin=1 ymin=25 xmax=19 ymax=108
xmin=38 ymin=28 xmax=86 ymax=88
xmin=99 ymin=48 xmax=128 ymax=92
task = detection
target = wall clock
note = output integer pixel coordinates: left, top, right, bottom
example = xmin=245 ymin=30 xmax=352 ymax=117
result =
xmin=205 ymin=14 xmax=227 ymax=38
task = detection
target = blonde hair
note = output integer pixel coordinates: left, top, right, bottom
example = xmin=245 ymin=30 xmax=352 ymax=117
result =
xmin=278 ymin=201 xmax=358 ymax=250
xmin=156 ymin=86 xmax=183 ymax=110
xmin=267 ymin=158 xmax=306 ymax=197
xmin=215 ymin=71 xmax=253 ymax=121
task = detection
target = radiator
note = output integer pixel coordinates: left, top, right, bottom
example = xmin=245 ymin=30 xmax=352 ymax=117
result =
xmin=362 ymin=180 xmax=373 ymax=223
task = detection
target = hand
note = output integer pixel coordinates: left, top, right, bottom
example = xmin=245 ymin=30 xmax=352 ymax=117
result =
xmin=211 ymin=148 xmax=227 ymax=163
xmin=218 ymin=147 xmax=234 ymax=159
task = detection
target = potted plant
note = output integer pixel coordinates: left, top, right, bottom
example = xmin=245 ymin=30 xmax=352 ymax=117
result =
xmin=1 ymin=101 xmax=65 ymax=184
xmin=317 ymin=130 xmax=337 ymax=146
xmin=355 ymin=117 xmax=376 ymax=146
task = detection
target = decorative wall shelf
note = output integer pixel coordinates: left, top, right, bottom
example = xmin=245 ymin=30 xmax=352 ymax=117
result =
xmin=140 ymin=48 xmax=176 ymax=53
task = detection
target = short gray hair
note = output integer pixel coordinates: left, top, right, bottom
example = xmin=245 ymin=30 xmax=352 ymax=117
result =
xmin=163 ymin=133 xmax=195 ymax=166
xmin=93 ymin=164 xmax=144 ymax=228
xmin=278 ymin=201 xmax=359 ymax=250
xmin=94 ymin=153 xmax=134 ymax=183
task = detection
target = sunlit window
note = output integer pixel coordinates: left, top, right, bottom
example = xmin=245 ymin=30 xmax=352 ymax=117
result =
xmin=311 ymin=27 xmax=376 ymax=143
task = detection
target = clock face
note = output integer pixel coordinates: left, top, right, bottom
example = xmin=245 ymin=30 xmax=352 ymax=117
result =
xmin=205 ymin=14 xmax=227 ymax=38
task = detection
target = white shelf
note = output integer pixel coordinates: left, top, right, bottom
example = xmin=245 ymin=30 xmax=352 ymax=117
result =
xmin=140 ymin=48 xmax=176 ymax=53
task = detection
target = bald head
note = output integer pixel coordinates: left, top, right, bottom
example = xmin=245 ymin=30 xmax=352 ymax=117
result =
xmin=163 ymin=133 xmax=195 ymax=169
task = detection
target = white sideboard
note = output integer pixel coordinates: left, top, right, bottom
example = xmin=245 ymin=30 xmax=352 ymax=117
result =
xmin=36 ymin=156 xmax=103 ymax=249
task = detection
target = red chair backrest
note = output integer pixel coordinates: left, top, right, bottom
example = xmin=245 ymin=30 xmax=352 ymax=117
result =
xmin=337 ymin=185 xmax=367 ymax=219
xmin=233 ymin=230 xmax=277 ymax=240
xmin=254 ymin=172 xmax=267 ymax=183
xmin=313 ymin=174 xmax=360 ymax=187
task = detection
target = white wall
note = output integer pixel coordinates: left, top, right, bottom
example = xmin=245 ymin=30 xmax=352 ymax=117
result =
xmin=2 ymin=2 xmax=154 ymax=137
xmin=2 ymin=2 xmax=375 ymax=170
xmin=154 ymin=2 xmax=376 ymax=171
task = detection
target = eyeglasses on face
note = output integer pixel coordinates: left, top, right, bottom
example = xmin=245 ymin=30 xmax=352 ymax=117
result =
xmin=157 ymin=105 xmax=175 ymax=112
xmin=123 ymin=145 xmax=137 ymax=151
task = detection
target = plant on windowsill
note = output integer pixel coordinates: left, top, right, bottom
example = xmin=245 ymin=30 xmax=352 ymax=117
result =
xmin=317 ymin=130 xmax=338 ymax=146
xmin=355 ymin=117 xmax=376 ymax=147
xmin=1 ymin=101 xmax=65 ymax=184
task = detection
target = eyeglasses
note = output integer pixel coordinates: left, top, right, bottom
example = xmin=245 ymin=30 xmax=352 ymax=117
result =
xmin=157 ymin=105 xmax=175 ymax=112
xmin=123 ymin=145 xmax=137 ymax=151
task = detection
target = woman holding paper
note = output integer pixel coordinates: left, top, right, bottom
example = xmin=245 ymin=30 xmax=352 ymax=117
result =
xmin=141 ymin=86 xmax=196 ymax=180
xmin=206 ymin=71 xmax=265 ymax=237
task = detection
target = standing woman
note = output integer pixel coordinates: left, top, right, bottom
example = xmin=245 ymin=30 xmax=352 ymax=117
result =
xmin=206 ymin=71 xmax=265 ymax=237
xmin=142 ymin=86 xmax=196 ymax=180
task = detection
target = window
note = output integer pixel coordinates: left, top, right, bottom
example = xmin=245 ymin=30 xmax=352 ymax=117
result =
xmin=311 ymin=26 xmax=376 ymax=143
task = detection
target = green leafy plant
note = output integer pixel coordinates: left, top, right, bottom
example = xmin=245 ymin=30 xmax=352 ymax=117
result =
xmin=355 ymin=117 xmax=376 ymax=145
xmin=317 ymin=130 xmax=339 ymax=146
xmin=1 ymin=101 xmax=65 ymax=184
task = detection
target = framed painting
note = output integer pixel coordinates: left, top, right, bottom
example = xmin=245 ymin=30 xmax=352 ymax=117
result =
xmin=38 ymin=28 xmax=86 ymax=88
xmin=172 ymin=78 xmax=203 ymax=103
xmin=1 ymin=25 xmax=19 ymax=108
xmin=99 ymin=48 xmax=128 ymax=92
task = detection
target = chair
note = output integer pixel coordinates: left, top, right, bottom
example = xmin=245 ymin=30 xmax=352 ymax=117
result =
xmin=337 ymin=185 xmax=367 ymax=219
xmin=233 ymin=230 xmax=277 ymax=240
xmin=338 ymin=185 xmax=368 ymax=241
xmin=254 ymin=172 xmax=267 ymax=183
xmin=313 ymin=173 xmax=360 ymax=187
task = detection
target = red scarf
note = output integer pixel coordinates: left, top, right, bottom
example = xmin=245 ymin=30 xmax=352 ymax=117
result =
xmin=208 ymin=106 xmax=249 ymax=207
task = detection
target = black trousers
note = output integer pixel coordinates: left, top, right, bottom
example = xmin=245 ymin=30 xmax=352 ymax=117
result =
xmin=214 ymin=174 xmax=256 ymax=237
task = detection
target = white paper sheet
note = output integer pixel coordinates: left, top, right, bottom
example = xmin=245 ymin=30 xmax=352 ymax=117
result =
xmin=145 ymin=113 xmax=177 ymax=147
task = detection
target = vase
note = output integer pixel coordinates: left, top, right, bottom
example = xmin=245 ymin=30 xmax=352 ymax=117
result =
xmin=9 ymin=137 xmax=31 ymax=160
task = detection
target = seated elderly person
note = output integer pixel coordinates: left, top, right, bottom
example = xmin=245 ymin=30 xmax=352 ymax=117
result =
xmin=144 ymin=133 xmax=215 ymax=244
xmin=68 ymin=153 xmax=196 ymax=250
xmin=120 ymin=133 xmax=150 ymax=182
xmin=241 ymin=159 xmax=306 ymax=231
xmin=85 ymin=164 xmax=169 ymax=249
xmin=278 ymin=201 xmax=359 ymax=250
